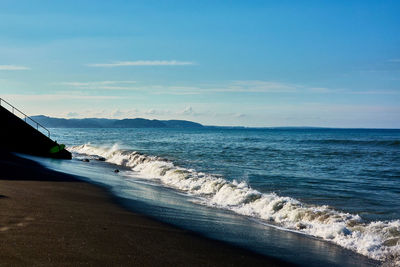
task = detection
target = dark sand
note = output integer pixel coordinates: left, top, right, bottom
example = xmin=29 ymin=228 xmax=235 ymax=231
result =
xmin=0 ymin=151 xmax=291 ymax=266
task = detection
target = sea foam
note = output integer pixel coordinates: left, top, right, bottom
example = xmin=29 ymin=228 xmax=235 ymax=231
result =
xmin=69 ymin=144 xmax=400 ymax=264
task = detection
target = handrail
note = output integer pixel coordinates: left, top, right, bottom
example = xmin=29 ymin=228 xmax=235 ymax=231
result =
xmin=0 ymin=98 xmax=51 ymax=138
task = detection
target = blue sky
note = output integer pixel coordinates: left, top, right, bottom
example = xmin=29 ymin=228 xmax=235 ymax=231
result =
xmin=0 ymin=0 xmax=399 ymax=127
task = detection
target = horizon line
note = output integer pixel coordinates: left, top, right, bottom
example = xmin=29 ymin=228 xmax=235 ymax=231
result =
xmin=30 ymin=115 xmax=400 ymax=130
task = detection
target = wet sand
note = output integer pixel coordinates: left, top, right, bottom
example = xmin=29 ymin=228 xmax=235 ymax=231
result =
xmin=0 ymin=151 xmax=291 ymax=266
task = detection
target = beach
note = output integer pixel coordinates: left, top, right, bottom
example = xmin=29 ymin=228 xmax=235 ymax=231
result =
xmin=2 ymin=0 xmax=400 ymax=265
xmin=0 ymin=151 xmax=289 ymax=266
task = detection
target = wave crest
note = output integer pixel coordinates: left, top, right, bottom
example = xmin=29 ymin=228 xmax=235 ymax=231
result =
xmin=69 ymin=144 xmax=400 ymax=264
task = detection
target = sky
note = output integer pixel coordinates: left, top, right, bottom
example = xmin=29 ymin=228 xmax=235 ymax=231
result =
xmin=0 ymin=0 xmax=399 ymax=128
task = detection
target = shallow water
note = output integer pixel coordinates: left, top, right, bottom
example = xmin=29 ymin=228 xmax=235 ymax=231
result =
xmin=39 ymin=127 xmax=400 ymax=265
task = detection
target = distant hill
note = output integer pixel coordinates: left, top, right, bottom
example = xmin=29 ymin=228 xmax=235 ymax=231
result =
xmin=162 ymin=120 xmax=204 ymax=128
xmin=31 ymin=115 xmax=204 ymax=129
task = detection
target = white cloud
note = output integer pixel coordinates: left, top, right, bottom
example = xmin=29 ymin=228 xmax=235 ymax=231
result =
xmin=151 ymin=86 xmax=202 ymax=95
xmin=96 ymin=86 xmax=139 ymax=90
xmin=57 ymin=79 xmax=396 ymax=97
xmin=111 ymin=110 xmax=125 ymax=118
xmin=307 ymin=87 xmax=336 ymax=93
xmin=87 ymin=60 xmax=195 ymax=67
xmin=234 ymin=113 xmax=246 ymax=118
xmin=51 ymin=106 xmax=246 ymax=123
xmin=150 ymin=81 xmax=299 ymax=95
xmin=144 ymin=109 xmax=158 ymax=115
xmin=55 ymin=80 xmax=340 ymax=95
xmin=61 ymin=81 xmax=137 ymax=86
xmin=347 ymin=90 xmax=400 ymax=95
xmin=43 ymin=103 xmax=400 ymax=128
xmin=63 ymin=108 xmax=168 ymax=119
xmin=226 ymin=80 xmax=297 ymax=92
xmin=66 ymin=112 xmax=79 ymax=117
xmin=2 ymin=94 xmax=122 ymax=101
xmin=175 ymin=106 xmax=200 ymax=116
xmin=83 ymin=109 xmax=139 ymax=119
xmin=0 ymin=65 xmax=30 ymax=70
xmin=59 ymin=81 xmax=138 ymax=90
xmin=181 ymin=106 xmax=194 ymax=115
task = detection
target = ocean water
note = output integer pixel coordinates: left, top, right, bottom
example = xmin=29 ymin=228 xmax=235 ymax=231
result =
xmin=34 ymin=128 xmax=400 ymax=266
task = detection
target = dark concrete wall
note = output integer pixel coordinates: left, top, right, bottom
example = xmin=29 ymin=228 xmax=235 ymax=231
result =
xmin=0 ymin=105 xmax=71 ymax=159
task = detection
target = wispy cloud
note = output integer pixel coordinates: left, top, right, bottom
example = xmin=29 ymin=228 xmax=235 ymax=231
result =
xmin=61 ymin=81 xmax=137 ymax=86
xmin=151 ymin=81 xmax=399 ymax=96
xmin=387 ymin=59 xmax=400 ymax=63
xmin=307 ymin=87 xmax=337 ymax=93
xmin=59 ymin=81 xmax=138 ymax=90
xmin=56 ymin=80 xmax=330 ymax=95
xmin=2 ymin=94 xmax=122 ymax=101
xmin=346 ymin=90 xmax=400 ymax=95
xmin=0 ymin=65 xmax=30 ymax=70
xmin=64 ymin=109 xmax=140 ymax=119
xmin=57 ymin=106 xmax=244 ymax=121
xmin=151 ymin=81 xmax=300 ymax=95
xmin=220 ymin=80 xmax=297 ymax=93
xmin=180 ymin=106 xmax=195 ymax=115
xmin=55 ymin=79 xmax=399 ymax=96
xmin=87 ymin=60 xmax=195 ymax=67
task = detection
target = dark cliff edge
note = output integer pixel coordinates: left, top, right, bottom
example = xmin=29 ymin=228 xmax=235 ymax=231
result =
xmin=0 ymin=106 xmax=71 ymax=159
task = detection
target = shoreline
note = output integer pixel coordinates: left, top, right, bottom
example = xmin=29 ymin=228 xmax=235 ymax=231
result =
xmin=0 ymin=151 xmax=291 ymax=266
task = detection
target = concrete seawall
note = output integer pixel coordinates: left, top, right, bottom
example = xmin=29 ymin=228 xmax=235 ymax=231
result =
xmin=0 ymin=105 xmax=71 ymax=159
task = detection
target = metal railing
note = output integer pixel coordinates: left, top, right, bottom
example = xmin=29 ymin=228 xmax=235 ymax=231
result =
xmin=0 ymin=98 xmax=51 ymax=138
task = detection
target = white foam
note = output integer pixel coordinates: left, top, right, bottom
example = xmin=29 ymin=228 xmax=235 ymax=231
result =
xmin=69 ymin=144 xmax=400 ymax=265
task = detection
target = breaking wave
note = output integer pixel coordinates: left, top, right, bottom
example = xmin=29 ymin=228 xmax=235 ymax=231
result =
xmin=69 ymin=144 xmax=400 ymax=264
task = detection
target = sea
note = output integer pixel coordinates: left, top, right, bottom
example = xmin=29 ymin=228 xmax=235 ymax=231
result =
xmin=27 ymin=127 xmax=400 ymax=266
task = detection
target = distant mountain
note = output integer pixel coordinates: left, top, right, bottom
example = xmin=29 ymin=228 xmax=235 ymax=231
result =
xmin=112 ymin=118 xmax=167 ymax=128
xmin=31 ymin=115 xmax=204 ymax=129
xmin=161 ymin=120 xmax=205 ymax=128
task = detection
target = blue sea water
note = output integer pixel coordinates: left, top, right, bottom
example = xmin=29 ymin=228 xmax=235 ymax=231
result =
xmin=32 ymin=128 xmax=400 ymax=266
